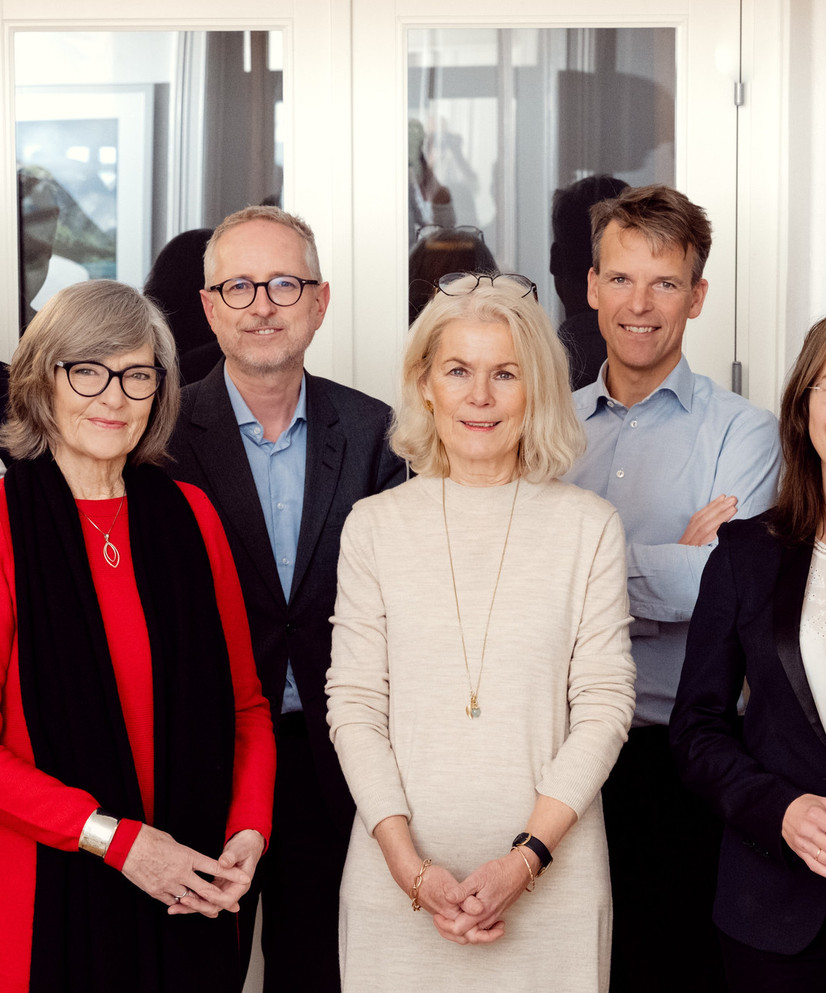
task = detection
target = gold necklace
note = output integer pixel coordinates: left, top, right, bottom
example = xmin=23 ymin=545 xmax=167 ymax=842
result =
xmin=442 ymin=476 xmax=520 ymax=719
xmin=78 ymin=492 xmax=126 ymax=568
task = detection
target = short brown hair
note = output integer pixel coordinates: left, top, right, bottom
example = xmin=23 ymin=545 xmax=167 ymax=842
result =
xmin=391 ymin=274 xmax=585 ymax=480
xmin=203 ymin=205 xmax=322 ymax=285
xmin=771 ymin=317 xmax=826 ymax=544
xmin=590 ymin=184 xmax=712 ymax=285
xmin=1 ymin=280 xmax=179 ymax=465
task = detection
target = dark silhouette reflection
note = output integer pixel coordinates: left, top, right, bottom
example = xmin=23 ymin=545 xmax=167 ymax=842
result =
xmin=409 ymin=225 xmax=497 ymax=325
xmin=145 ymin=228 xmax=214 ymax=356
xmin=550 ymin=175 xmax=629 ymax=390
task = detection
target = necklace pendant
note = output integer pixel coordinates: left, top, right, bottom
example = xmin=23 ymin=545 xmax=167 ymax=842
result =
xmin=79 ymin=492 xmax=125 ymax=569
xmin=466 ymin=695 xmax=481 ymax=719
xmin=102 ymin=537 xmax=120 ymax=568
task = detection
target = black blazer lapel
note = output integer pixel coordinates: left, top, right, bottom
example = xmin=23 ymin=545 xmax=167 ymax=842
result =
xmin=291 ymin=374 xmax=344 ymax=599
xmin=186 ymin=363 xmax=287 ymax=610
xmin=774 ymin=540 xmax=826 ymax=748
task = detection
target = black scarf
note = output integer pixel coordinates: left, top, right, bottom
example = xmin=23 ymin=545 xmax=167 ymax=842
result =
xmin=6 ymin=456 xmax=239 ymax=993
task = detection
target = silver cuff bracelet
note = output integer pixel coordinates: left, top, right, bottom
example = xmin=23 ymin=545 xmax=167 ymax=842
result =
xmin=78 ymin=809 xmax=120 ymax=858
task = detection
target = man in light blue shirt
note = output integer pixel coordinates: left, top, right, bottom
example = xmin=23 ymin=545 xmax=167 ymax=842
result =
xmin=226 ymin=368 xmax=307 ymax=710
xmin=564 ymin=185 xmax=780 ymax=993
xmin=168 ymin=205 xmax=405 ymax=993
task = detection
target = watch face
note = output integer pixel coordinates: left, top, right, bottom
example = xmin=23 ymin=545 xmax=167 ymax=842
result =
xmin=512 ymin=832 xmax=530 ymax=847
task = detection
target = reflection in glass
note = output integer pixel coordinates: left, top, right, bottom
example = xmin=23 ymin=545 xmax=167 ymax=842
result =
xmin=408 ymin=226 xmax=497 ymax=326
xmin=14 ymin=30 xmax=284 ymax=335
xmin=17 ymin=119 xmax=119 ymax=283
xmin=407 ymin=26 xmax=676 ymax=355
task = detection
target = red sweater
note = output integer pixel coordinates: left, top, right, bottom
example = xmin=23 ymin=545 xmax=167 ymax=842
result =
xmin=0 ymin=479 xmax=276 ymax=993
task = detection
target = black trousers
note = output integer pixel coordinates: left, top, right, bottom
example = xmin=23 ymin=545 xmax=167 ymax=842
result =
xmin=238 ymin=713 xmax=351 ymax=993
xmin=719 ymin=921 xmax=826 ymax=993
xmin=602 ymin=725 xmax=727 ymax=993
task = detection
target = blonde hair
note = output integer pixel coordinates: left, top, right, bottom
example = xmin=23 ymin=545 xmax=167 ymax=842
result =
xmin=203 ymin=205 xmax=322 ymax=285
xmin=391 ymin=275 xmax=585 ymax=480
xmin=1 ymin=280 xmax=179 ymax=465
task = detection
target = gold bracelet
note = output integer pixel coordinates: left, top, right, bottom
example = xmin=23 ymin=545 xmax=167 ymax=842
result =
xmin=409 ymin=857 xmax=432 ymax=911
xmin=512 ymin=846 xmax=536 ymax=892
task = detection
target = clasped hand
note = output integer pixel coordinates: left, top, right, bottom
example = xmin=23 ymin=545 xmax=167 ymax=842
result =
xmin=414 ymin=851 xmax=530 ymax=945
xmin=782 ymin=794 xmax=826 ymax=879
xmin=122 ymin=824 xmax=265 ymax=918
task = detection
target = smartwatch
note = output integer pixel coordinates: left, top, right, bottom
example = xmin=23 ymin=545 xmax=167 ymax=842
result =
xmin=511 ymin=832 xmax=553 ymax=875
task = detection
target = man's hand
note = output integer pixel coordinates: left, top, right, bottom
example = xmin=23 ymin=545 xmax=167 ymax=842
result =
xmin=678 ymin=494 xmax=737 ymax=546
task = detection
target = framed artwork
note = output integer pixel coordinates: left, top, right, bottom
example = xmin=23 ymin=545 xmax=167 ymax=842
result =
xmin=16 ymin=83 xmax=153 ymax=317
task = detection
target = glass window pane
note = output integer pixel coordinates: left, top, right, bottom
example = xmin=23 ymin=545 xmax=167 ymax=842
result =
xmin=14 ymin=29 xmax=285 ymax=335
xmin=407 ymin=26 xmax=676 ymax=386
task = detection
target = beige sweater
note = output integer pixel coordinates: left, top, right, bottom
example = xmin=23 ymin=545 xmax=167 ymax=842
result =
xmin=326 ymin=475 xmax=635 ymax=993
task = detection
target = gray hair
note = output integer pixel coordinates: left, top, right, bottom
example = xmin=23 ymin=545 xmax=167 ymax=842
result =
xmin=203 ymin=205 xmax=322 ymax=285
xmin=1 ymin=279 xmax=179 ymax=465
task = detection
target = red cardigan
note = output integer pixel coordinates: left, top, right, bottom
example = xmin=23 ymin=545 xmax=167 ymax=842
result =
xmin=0 ymin=478 xmax=276 ymax=993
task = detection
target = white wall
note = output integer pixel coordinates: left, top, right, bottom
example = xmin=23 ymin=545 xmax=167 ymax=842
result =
xmin=786 ymin=0 xmax=826 ymax=377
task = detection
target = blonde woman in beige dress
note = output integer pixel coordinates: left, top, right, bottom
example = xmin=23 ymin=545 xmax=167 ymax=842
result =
xmin=326 ymin=273 xmax=635 ymax=992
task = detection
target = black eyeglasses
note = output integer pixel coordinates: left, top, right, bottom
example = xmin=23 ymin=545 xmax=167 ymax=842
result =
xmin=56 ymin=361 xmax=166 ymax=401
xmin=208 ymin=275 xmax=320 ymax=310
xmin=435 ymin=271 xmax=538 ymax=301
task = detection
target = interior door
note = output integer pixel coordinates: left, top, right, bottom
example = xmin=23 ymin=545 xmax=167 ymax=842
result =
xmin=351 ymin=0 xmax=741 ymax=404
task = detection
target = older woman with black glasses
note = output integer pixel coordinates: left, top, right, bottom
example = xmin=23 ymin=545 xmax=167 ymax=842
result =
xmin=326 ymin=272 xmax=635 ymax=992
xmin=0 ymin=280 xmax=275 ymax=993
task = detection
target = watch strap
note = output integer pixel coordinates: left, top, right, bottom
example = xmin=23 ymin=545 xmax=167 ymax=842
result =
xmin=511 ymin=831 xmax=553 ymax=875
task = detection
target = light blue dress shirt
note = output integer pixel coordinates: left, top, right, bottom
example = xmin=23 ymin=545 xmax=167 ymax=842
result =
xmin=564 ymin=356 xmax=781 ymax=727
xmin=225 ymin=366 xmax=306 ymax=713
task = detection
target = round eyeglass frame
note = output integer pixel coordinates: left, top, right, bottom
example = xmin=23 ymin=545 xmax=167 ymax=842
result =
xmin=56 ymin=360 xmax=167 ymax=401
xmin=435 ymin=271 xmax=538 ymax=301
xmin=208 ymin=275 xmax=320 ymax=310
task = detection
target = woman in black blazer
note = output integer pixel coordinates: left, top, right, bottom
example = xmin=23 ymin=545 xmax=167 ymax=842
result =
xmin=671 ymin=316 xmax=826 ymax=992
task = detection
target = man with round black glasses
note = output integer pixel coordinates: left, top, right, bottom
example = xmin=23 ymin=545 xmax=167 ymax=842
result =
xmin=167 ymin=205 xmax=405 ymax=993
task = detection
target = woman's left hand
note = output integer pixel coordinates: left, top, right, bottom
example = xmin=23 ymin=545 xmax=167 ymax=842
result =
xmin=121 ymin=823 xmax=257 ymax=918
xmin=432 ymin=850 xmax=531 ymax=943
xmin=168 ymin=829 xmax=266 ymax=917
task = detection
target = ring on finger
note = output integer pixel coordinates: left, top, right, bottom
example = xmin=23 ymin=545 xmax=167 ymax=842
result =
xmin=174 ymin=887 xmax=188 ymax=902
xmin=817 ymin=849 xmax=822 ymax=862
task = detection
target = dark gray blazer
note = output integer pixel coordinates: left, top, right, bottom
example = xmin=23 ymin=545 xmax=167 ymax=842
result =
xmin=671 ymin=512 xmax=826 ymax=955
xmin=167 ymin=361 xmax=406 ymax=833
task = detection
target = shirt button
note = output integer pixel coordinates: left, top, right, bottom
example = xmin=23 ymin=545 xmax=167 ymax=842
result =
xmin=253 ymin=426 xmax=262 ymax=435
xmin=630 ymin=419 xmax=638 ymax=428
xmin=277 ymin=502 xmax=285 ymax=511
xmin=607 ymin=400 xmax=615 ymax=408
xmin=616 ymin=469 xmax=625 ymax=478
xmin=281 ymin=556 xmax=291 ymax=566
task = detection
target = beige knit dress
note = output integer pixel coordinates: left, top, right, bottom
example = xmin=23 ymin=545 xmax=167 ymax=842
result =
xmin=326 ymin=475 xmax=635 ymax=992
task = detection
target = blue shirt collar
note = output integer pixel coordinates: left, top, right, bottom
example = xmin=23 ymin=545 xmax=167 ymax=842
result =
xmin=581 ymin=354 xmax=693 ymax=417
xmin=223 ymin=364 xmax=307 ymax=437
